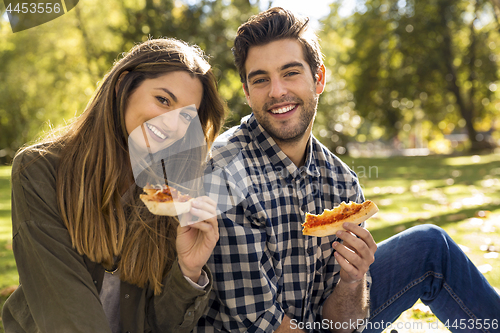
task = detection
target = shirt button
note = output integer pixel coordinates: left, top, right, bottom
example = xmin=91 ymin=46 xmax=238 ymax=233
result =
xmin=124 ymin=294 xmax=130 ymax=299
xmin=307 ymin=248 xmax=313 ymax=255
xmin=188 ymin=311 xmax=192 ymax=316
xmin=301 ymin=205 xmax=307 ymax=212
xmin=93 ymin=280 xmax=98 ymax=285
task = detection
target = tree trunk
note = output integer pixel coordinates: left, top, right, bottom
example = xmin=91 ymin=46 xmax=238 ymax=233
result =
xmin=440 ymin=3 xmax=484 ymax=151
xmin=490 ymin=0 xmax=500 ymax=27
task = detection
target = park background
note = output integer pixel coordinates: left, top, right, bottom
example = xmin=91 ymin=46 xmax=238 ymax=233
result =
xmin=0 ymin=0 xmax=499 ymax=331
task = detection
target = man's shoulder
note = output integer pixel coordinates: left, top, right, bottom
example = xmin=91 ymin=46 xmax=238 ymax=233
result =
xmin=210 ymin=116 xmax=255 ymax=169
xmin=311 ymin=136 xmax=359 ymax=180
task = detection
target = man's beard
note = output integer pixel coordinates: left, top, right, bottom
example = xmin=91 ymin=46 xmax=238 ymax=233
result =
xmin=255 ymin=94 xmax=318 ymax=144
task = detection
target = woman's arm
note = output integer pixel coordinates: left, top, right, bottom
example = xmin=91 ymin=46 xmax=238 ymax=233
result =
xmin=148 ymin=259 xmax=213 ymax=333
xmin=147 ymin=196 xmax=218 ymax=333
xmin=3 ymin=148 xmax=113 ymax=333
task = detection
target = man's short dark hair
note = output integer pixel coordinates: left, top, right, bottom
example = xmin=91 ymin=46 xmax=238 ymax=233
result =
xmin=232 ymin=7 xmax=323 ymax=86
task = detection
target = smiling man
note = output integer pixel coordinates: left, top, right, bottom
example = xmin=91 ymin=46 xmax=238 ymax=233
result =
xmin=195 ymin=7 xmax=500 ymax=333
xmin=243 ymin=39 xmax=322 ymax=167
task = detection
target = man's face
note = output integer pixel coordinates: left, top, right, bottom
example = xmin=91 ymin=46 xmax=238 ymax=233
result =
xmin=243 ymin=39 xmax=325 ymax=144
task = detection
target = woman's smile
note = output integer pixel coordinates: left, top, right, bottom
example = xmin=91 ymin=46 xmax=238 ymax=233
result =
xmin=145 ymin=122 xmax=168 ymax=142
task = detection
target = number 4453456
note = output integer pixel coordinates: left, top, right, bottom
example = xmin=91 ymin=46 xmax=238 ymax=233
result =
xmin=5 ymin=3 xmax=61 ymax=14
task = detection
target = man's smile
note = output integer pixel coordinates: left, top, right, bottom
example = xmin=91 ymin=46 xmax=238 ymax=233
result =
xmin=269 ymin=104 xmax=298 ymax=115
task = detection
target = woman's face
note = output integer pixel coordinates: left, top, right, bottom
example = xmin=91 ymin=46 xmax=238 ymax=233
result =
xmin=125 ymin=71 xmax=203 ymax=153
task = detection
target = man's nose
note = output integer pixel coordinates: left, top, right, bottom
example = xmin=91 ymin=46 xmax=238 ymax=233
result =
xmin=269 ymin=78 xmax=287 ymax=98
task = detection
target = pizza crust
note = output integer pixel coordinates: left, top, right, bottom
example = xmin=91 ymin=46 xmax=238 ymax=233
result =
xmin=140 ymin=194 xmax=193 ymax=216
xmin=302 ymin=201 xmax=378 ymax=237
xmin=139 ymin=184 xmax=194 ymax=223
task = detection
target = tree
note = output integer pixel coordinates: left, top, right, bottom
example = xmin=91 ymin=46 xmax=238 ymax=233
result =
xmin=0 ymin=0 xmax=260 ymax=164
xmin=321 ymin=0 xmax=500 ymax=152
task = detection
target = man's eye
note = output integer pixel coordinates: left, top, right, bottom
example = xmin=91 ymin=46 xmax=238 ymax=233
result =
xmin=285 ymin=71 xmax=299 ymax=77
xmin=156 ymin=96 xmax=170 ymax=106
xmin=252 ymin=78 xmax=266 ymax=84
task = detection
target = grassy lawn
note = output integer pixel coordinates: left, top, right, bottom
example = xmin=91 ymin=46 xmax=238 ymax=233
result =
xmin=341 ymin=153 xmax=500 ymax=332
xmin=0 ymin=166 xmax=16 ymax=333
xmin=0 ymin=154 xmax=499 ymax=332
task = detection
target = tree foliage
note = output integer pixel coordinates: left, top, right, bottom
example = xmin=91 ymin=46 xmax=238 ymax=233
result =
xmin=1 ymin=0 xmax=499 ymax=163
xmin=319 ymin=0 xmax=500 ymax=153
xmin=0 ymin=0 xmax=260 ymax=164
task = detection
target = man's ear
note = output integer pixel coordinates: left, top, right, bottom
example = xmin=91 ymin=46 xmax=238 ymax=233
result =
xmin=243 ymin=83 xmax=252 ymax=108
xmin=315 ymin=64 xmax=326 ymax=95
xmin=115 ymin=71 xmax=129 ymax=96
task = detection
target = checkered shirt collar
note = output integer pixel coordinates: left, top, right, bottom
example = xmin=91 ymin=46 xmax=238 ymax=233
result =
xmin=243 ymin=113 xmax=321 ymax=178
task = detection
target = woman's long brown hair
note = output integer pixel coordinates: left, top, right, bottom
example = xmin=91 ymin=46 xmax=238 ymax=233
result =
xmin=50 ymin=39 xmax=225 ymax=295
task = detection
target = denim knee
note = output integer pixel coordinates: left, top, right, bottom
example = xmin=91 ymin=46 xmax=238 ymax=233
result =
xmin=403 ymin=224 xmax=451 ymax=256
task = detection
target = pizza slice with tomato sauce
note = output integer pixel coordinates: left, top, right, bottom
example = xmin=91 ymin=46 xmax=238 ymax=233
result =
xmin=302 ymin=200 xmax=379 ymax=237
xmin=140 ymin=184 xmax=194 ymax=216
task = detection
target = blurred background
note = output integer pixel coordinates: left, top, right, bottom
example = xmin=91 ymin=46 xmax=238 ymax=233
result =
xmin=0 ymin=0 xmax=499 ymax=331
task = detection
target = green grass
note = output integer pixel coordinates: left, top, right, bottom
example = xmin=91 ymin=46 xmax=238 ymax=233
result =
xmin=0 ymin=166 xmax=15 ymax=333
xmin=343 ymin=153 xmax=500 ymax=332
xmin=342 ymin=153 xmax=500 ymax=290
xmin=0 ymin=154 xmax=499 ymax=331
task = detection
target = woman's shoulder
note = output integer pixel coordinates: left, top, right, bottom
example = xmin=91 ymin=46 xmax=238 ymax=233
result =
xmin=12 ymin=142 xmax=63 ymax=176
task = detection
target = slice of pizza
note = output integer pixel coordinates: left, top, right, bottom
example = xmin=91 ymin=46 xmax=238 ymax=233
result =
xmin=302 ymin=200 xmax=378 ymax=237
xmin=140 ymin=184 xmax=194 ymax=216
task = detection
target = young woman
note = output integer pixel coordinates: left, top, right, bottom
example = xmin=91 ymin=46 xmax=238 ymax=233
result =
xmin=2 ymin=38 xmax=226 ymax=333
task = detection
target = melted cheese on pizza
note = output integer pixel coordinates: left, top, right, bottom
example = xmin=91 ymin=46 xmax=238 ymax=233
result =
xmin=142 ymin=184 xmax=192 ymax=202
xmin=304 ymin=201 xmax=371 ymax=228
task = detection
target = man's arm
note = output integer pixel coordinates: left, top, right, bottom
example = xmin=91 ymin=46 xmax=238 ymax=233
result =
xmin=322 ymin=223 xmax=376 ymax=333
xmin=322 ymin=276 xmax=369 ymax=333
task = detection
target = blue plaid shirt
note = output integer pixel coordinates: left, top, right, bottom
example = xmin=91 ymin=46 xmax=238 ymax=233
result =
xmin=196 ymin=114 xmax=371 ymax=332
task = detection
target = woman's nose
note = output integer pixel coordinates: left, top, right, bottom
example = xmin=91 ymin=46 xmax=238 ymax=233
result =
xmin=162 ymin=110 xmax=181 ymax=131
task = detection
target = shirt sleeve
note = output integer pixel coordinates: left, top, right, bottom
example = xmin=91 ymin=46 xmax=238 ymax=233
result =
xmin=194 ymin=211 xmax=285 ymax=333
xmin=184 ymin=269 xmax=210 ymax=290
xmin=3 ymin=148 xmax=114 ymax=333
xmin=147 ymin=260 xmax=213 ymax=333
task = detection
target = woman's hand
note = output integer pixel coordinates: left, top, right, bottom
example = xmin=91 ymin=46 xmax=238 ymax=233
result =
xmin=176 ymin=196 xmax=218 ymax=282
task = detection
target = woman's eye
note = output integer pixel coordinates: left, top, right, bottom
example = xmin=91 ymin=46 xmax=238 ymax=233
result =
xmin=156 ymin=96 xmax=170 ymax=106
xmin=181 ymin=113 xmax=193 ymax=122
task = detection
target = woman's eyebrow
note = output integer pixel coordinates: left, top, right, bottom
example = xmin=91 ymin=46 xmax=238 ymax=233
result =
xmin=154 ymin=88 xmax=178 ymax=103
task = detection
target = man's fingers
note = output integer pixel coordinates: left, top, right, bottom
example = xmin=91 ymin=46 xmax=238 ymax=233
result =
xmin=341 ymin=223 xmax=378 ymax=254
xmin=334 ymin=251 xmax=364 ymax=283
xmin=335 ymin=230 xmax=374 ymax=264
xmin=333 ymin=242 xmax=365 ymax=269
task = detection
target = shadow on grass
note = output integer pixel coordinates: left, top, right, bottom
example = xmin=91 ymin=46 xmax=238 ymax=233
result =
xmin=371 ymin=203 xmax=500 ymax=243
xmin=0 ymin=209 xmax=11 ymax=219
xmin=344 ymin=155 xmax=500 ymax=185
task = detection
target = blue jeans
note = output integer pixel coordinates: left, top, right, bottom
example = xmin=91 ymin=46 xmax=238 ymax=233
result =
xmin=365 ymin=224 xmax=500 ymax=333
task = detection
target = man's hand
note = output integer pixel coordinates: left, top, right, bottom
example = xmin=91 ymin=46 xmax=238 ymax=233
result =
xmin=322 ymin=222 xmax=376 ymax=332
xmin=332 ymin=222 xmax=377 ymax=284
